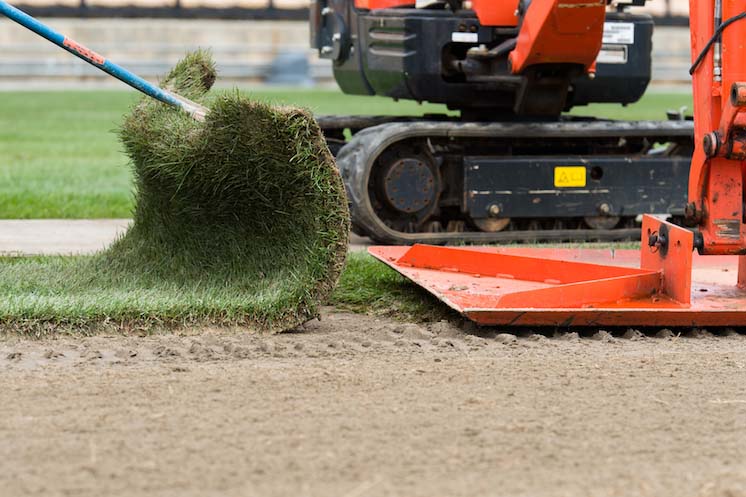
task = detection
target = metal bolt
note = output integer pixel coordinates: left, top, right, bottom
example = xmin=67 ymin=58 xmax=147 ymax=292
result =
xmin=599 ymin=203 xmax=611 ymax=215
xmin=704 ymin=132 xmax=720 ymax=157
xmin=684 ymin=202 xmax=695 ymax=218
xmin=648 ymin=232 xmax=667 ymax=250
xmin=488 ymin=204 xmax=501 ymax=217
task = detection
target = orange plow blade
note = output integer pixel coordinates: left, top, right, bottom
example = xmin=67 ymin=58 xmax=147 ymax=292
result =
xmin=369 ymin=218 xmax=746 ymax=327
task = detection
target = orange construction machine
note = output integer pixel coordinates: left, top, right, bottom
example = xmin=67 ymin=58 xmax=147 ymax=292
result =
xmin=312 ymin=0 xmax=694 ymax=245
xmin=369 ymin=0 xmax=746 ymax=328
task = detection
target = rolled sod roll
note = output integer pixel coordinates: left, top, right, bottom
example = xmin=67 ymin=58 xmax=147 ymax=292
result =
xmin=98 ymin=51 xmax=349 ymax=331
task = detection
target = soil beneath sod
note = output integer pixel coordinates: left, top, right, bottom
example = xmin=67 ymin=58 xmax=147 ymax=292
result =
xmin=2 ymin=309 xmax=746 ymax=497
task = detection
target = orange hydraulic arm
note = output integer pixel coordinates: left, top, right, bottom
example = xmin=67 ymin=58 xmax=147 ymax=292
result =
xmin=687 ymin=0 xmax=746 ymax=267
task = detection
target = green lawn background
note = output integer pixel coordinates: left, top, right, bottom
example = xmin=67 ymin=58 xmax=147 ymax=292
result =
xmin=0 ymin=89 xmax=693 ymax=219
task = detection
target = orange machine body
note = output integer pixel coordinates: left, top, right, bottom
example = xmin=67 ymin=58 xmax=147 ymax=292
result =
xmin=354 ymin=0 xmax=411 ymax=9
xmin=508 ymin=0 xmax=606 ymax=74
xmin=471 ymin=0 xmax=519 ymax=26
xmin=354 ymin=0 xmax=521 ymax=26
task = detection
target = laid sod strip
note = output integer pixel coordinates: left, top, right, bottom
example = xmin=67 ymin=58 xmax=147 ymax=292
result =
xmin=0 ymin=252 xmax=443 ymax=335
xmin=0 ymin=51 xmax=349 ymax=333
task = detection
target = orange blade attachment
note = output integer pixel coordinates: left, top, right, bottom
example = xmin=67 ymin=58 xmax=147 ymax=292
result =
xmin=369 ymin=231 xmax=746 ymax=327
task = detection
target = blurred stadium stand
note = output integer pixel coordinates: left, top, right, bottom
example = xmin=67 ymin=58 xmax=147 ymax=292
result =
xmin=0 ymin=0 xmax=692 ymax=88
xmin=10 ymin=0 xmax=689 ymax=22
xmin=11 ymin=0 xmax=308 ymax=19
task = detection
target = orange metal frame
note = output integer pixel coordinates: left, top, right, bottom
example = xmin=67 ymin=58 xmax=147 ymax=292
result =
xmin=369 ymin=0 xmax=746 ymax=327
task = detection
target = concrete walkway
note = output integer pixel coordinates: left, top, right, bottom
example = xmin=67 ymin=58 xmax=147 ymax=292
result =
xmin=0 ymin=220 xmax=131 ymax=256
xmin=0 ymin=219 xmax=370 ymax=256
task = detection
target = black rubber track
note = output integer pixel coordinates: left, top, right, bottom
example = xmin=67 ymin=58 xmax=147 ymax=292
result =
xmin=333 ymin=119 xmax=694 ymax=245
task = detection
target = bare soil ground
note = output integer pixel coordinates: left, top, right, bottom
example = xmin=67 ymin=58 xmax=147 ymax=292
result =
xmin=2 ymin=310 xmax=746 ymax=497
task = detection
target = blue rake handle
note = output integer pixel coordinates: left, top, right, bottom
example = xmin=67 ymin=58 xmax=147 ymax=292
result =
xmin=0 ymin=1 xmax=208 ymax=121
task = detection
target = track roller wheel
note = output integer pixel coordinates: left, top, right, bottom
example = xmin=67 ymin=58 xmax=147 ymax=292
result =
xmin=471 ymin=217 xmax=511 ymax=232
xmin=368 ymin=145 xmax=441 ymax=233
xmin=584 ymin=216 xmax=621 ymax=230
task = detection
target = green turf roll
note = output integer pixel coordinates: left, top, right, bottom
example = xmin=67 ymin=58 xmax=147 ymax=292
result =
xmin=0 ymin=51 xmax=350 ymax=333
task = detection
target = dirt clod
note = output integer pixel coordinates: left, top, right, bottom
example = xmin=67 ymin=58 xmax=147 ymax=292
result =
xmin=622 ymin=328 xmax=645 ymax=340
xmin=84 ymin=350 xmax=103 ymax=360
xmin=655 ymin=328 xmax=676 ymax=339
xmin=153 ymin=346 xmax=180 ymax=358
xmin=590 ymin=330 xmax=614 ymax=342
xmin=686 ymin=328 xmax=714 ymax=339
xmin=495 ymin=333 xmax=517 ymax=345
xmin=391 ymin=323 xmax=432 ymax=341
xmin=556 ymin=331 xmax=580 ymax=341
xmin=429 ymin=320 xmax=463 ymax=338
xmin=42 ymin=349 xmax=64 ymax=359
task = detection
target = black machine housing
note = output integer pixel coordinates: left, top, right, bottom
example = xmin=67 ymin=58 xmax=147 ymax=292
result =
xmin=311 ymin=1 xmax=654 ymax=117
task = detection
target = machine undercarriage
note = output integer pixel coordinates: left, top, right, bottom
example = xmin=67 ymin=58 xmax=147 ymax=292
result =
xmin=312 ymin=0 xmax=695 ymax=244
xmin=320 ymin=116 xmax=693 ymax=244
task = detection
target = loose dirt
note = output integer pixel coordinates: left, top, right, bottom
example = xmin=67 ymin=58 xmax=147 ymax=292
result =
xmin=2 ymin=310 xmax=746 ymax=497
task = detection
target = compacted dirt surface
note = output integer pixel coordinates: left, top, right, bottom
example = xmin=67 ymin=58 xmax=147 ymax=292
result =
xmin=2 ymin=310 xmax=746 ymax=497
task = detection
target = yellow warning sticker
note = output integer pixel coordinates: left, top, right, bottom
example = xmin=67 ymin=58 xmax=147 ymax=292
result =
xmin=554 ymin=166 xmax=587 ymax=188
